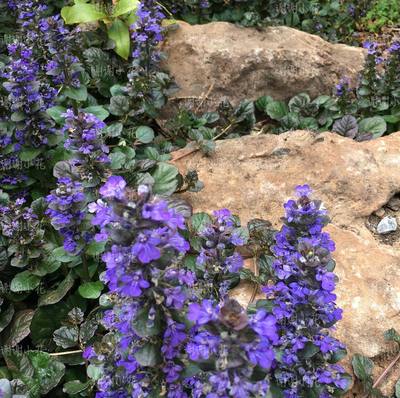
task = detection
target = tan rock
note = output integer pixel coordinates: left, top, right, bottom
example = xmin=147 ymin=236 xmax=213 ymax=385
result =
xmin=173 ymin=130 xmax=400 ymax=395
xmin=161 ymin=22 xmax=366 ymax=113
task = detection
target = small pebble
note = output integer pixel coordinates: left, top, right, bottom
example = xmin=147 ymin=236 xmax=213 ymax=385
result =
xmin=374 ymin=208 xmax=385 ymax=218
xmin=377 ymin=216 xmax=398 ymax=234
xmin=386 ymin=197 xmax=400 ymax=212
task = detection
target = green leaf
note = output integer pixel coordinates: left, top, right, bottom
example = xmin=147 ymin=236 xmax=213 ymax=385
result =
xmin=329 ymin=348 xmax=347 ymax=364
xmin=61 ymin=3 xmax=107 ymax=24
xmin=136 ymin=126 xmax=155 ymax=144
xmin=109 ymin=95 xmax=130 ymax=115
xmin=64 ymin=86 xmax=88 ymax=102
xmin=0 ymin=304 xmax=14 ymax=333
xmin=83 ymin=106 xmax=109 ymax=121
xmin=134 ymin=343 xmax=161 ymax=367
xmin=152 ymin=162 xmax=179 ymax=196
xmin=26 ymin=351 xmax=65 ymax=394
xmin=32 ymin=256 xmax=61 ymax=277
xmin=108 ymin=19 xmax=130 ymax=59
xmin=352 ymin=354 xmax=374 ymax=381
xmin=80 ymin=317 xmax=99 ymax=344
xmin=106 ymin=122 xmax=123 ymax=137
xmin=255 ymin=95 xmax=273 ymax=112
xmin=384 ymin=328 xmax=400 ymax=344
xmin=266 ymin=100 xmax=289 ymax=120
xmin=87 ymin=364 xmax=102 ymax=381
xmin=53 ymin=326 xmax=79 ymax=349
xmin=68 ymin=307 xmax=84 ymax=325
xmin=191 ymin=212 xmax=212 ymax=233
xmin=358 ymin=86 xmax=371 ymax=96
xmin=79 ymin=281 xmax=104 ymax=299
xmin=86 ymin=241 xmax=106 ymax=256
xmin=288 ymin=93 xmax=310 ymax=113
xmin=30 ymin=294 xmax=86 ymax=347
xmin=395 ymin=378 xmax=400 ymax=398
xmin=10 ymin=271 xmax=41 ymax=292
xmin=383 ymin=114 xmax=400 ymax=124
xmin=31 ymin=197 xmax=47 ymax=218
xmin=63 ymin=380 xmax=91 ymax=395
xmin=109 ymin=151 xmax=126 ymax=169
xmin=312 ymin=95 xmax=332 ymax=106
xmin=358 ymin=116 xmax=387 ymax=138
xmin=19 ymin=148 xmax=42 ymax=162
xmin=38 ymin=273 xmax=75 ymax=307
xmin=3 ymin=348 xmax=33 ymax=377
xmin=53 ymin=246 xmax=78 ymax=263
xmin=3 ymin=309 xmax=34 ymax=347
xmin=11 ymin=111 xmax=26 ymax=122
xmin=112 ymin=0 xmax=139 ymax=17
xmin=47 ymin=106 xmax=67 ymax=124
xmin=266 ymin=383 xmax=284 ymax=398
xmin=110 ymin=84 xmax=126 ymax=96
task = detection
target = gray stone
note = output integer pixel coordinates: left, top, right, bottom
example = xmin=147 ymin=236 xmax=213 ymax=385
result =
xmin=377 ymin=216 xmax=398 ymax=234
xmin=387 ymin=197 xmax=400 ymax=211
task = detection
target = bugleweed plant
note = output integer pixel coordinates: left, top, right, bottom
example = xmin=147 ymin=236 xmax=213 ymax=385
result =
xmin=83 ymin=184 xmax=350 ymax=397
xmin=255 ymin=39 xmax=400 ymax=139
xmin=0 ymin=0 xmax=395 ymax=396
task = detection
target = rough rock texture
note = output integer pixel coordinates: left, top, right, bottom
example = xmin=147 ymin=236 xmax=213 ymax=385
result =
xmin=173 ymin=131 xmax=400 ymax=395
xmin=161 ymin=22 xmax=366 ymax=112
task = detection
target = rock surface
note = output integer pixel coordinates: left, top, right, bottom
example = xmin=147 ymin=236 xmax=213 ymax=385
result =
xmin=161 ymin=22 xmax=366 ymax=112
xmin=173 ymin=130 xmax=400 ymax=395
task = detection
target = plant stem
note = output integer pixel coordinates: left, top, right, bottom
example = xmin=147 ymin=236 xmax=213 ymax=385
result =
xmin=171 ymin=122 xmax=234 ymax=163
xmin=49 ymin=349 xmax=83 ymax=357
xmin=82 ymin=253 xmax=90 ymax=282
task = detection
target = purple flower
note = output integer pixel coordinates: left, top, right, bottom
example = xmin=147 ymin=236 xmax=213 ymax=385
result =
xmin=250 ymin=310 xmax=279 ymax=343
xmin=187 ymin=300 xmax=218 ymax=325
xmin=186 ymin=331 xmax=220 ymax=361
xmin=245 ymin=341 xmax=275 ymax=369
xmin=120 ymin=271 xmax=150 ymax=297
xmin=224 ymin=252 xmax=243 ymax=272
xmin=164 ymin=287 xmax=186 ymax=309
xmin=131 ymin=231 xmax=161 ymax=263
xmin=99 ymin=176 xmax=126 ymax=200
xmin=363 ymin=41 xmax=378 ymax=55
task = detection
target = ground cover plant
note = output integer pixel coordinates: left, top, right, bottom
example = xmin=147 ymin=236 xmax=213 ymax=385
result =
xmin=0 ymin=0 xmax=399 ymax=397
xmin=159 ymin=0 xmax=399 ymax=43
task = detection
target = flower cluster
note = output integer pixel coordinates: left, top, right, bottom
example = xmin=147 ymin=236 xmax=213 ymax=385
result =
xmin=0 ymin=196 xmax=44 ymax=268
xmin=130 ymin=0 xmax=165 ymax=61
xmin=185 ymin=298 xmax=278 ymax=398
xmin=38 ymin=13 xmax=81 ymax=88
xmin=46 ymin=177 xmax=87 ymax=254
xmin=63 ymin=110 xmax=110 ymax=185
xmin=88 ymin=176 xmax=193 ymax=397
xmin=3 ymin=43 xmax=57 ymax=148
xmin=86 ymin=183 xmax=349 ymax=397
xmin=335 ymin=77 xmax=351 ymax=97
xmin=0 ymin=0 xmax=79 ymax=192
xmin=193 ymin=209 xmax=247 ymax=299
xmin=264 ymin=185 xmax=349 ymax=396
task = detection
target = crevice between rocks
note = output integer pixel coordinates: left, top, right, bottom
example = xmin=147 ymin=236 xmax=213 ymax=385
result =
xmin=367 ymin=192 xmax=400 ymax=245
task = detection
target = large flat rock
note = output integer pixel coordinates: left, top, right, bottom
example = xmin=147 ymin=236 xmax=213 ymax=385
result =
xmin=173 ymin=131 xmax=400 ymax=395
xmin=161 ymin=22 xmax=365 ymax=111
